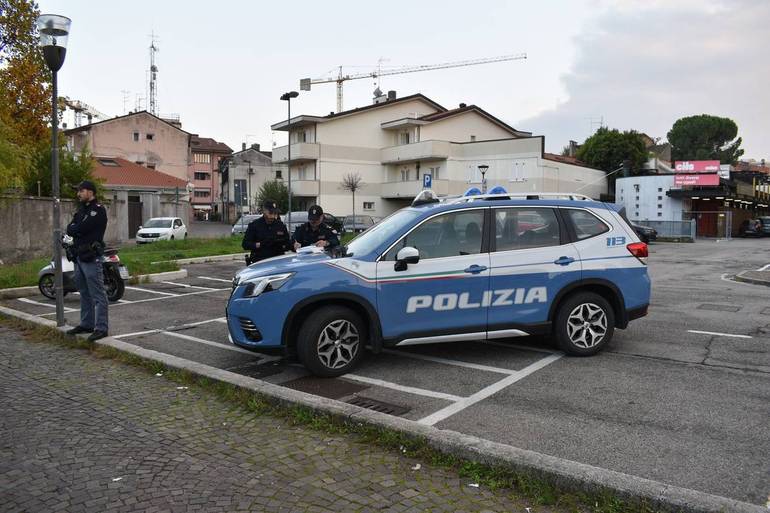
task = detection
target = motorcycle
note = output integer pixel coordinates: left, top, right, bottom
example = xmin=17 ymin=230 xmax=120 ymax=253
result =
xmin=38 ymin=235 xmax=129 ymax=302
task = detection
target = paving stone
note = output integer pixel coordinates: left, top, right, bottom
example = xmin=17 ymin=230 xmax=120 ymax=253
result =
xmin=0 ymin=325 xmax=554 ymax=512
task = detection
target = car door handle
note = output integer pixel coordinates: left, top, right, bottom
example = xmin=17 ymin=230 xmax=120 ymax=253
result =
xmin=464 ymin=265 xmax=488 ymax=274
xmin=554 ymin=256 xmax=575 ymax=266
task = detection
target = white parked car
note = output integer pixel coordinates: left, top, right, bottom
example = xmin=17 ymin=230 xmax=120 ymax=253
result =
xmin=136 ymin=217 xmax=187 ymax=244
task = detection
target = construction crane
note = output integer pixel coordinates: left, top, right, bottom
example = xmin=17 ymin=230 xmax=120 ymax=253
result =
xmin=63 ymin=97 xmax=109 ymax=127
xmin=300 ymin=53 xmax=527 ymax=113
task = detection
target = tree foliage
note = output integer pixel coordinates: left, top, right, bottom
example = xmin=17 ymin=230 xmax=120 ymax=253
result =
xmin=23 ymin=143 xmax=96 ymax=198
xmin=0 ymin=0 xmax=51 ymax=190
xmin=667 ymin=114 xmax=744 ymax=164
xmin=256 ymin=180 xmax=300 ymax=213
xmin=576 ymin=127 xmax=648 ymax=175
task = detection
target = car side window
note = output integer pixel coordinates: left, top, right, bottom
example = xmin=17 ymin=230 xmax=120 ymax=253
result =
xmin=494 ymin=208 xmax=560 ymax=251
xmin=174 ymin=220 xmax=182 ymax=228
xmin=385 ymin=210 xmax=485 ymax=260
xmin=563 ymin=209 xmax=609 ymax=240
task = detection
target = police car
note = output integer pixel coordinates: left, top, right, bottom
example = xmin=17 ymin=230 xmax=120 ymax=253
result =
xmin=226 ymin=188 xmax=650 ymax=377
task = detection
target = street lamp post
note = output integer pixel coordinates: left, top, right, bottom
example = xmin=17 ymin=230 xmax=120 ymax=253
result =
xmin=280 ymin=91 xmax=299 ymax=227
xmin=478 ymin=164 xmax=489 ymax=193
xmin=243 ymin=159 xmax=252 ymax=213
xmin=37 ymin=14 xmax=71 ymax=327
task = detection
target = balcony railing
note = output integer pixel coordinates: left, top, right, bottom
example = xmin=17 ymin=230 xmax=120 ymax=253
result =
xmin=381 ymin=140 xmax=451 ymax=164
xmin=272 ymin=143 xmax=320 ymax=164
xmin=288 ymin=180 xmax=320 ymax=196
xmin=380 ymin=179 xmax=448 ymax=199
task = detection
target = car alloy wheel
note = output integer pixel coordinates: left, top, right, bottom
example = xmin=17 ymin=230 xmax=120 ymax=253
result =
xmin=566 ymin=302 xmax=608 ymax=349
xmin=317 ymin=319 xmax=360 ymax=370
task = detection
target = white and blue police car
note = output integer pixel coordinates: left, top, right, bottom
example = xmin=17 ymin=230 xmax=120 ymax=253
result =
xmin=226 ymin=188 xmax=650 ymax=377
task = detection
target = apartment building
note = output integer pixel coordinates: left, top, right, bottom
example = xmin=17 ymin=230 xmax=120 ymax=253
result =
xmin=188 ymin=135 xmax=232 ymax=218
xmin=271 ymin=93 xmax=607 ymax=218
xmin=65 ymin=111 xmax=191 ymax=181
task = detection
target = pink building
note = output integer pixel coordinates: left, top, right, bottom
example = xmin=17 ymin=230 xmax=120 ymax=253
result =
xmin=188 ymin=135 xmax=232 ymax=219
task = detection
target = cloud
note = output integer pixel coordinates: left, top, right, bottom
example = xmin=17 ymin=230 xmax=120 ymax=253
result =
xmin=520 ymin=0 xmax=769 ymax=159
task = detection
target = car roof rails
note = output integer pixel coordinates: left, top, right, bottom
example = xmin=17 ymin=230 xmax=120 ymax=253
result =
xmin=444 ymin=190 xmax=595 ymax=204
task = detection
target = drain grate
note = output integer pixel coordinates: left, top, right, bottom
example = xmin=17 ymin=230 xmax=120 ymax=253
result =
xmin=697 ymin=304 xmax=741 ymax=312
xmin=346 ymin=396 xmax=410 ymax=416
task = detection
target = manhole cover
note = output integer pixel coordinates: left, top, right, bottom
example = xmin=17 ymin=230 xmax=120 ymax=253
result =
xmin=346 ymin=396 xmax=410 ymax=416
xmin=227 ymin=361 xmax=284 ymax=379
xmin=282 ymin=376 xmax=368 ymax=400
xmin=697 ymin=304 xmax=741 ymax=312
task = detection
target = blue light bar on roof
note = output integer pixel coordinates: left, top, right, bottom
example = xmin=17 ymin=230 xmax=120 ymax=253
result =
xmin=488 ymin=185 xmax=508 ymax=194
xmin=463 ymin=187 xmax=482 ymax=196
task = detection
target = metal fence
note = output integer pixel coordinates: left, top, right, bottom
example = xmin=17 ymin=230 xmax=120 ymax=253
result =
xmin=632 ymin=219 xmax=696 ymax=239
xmin=682 ymin=211 xmax=733 ymax=240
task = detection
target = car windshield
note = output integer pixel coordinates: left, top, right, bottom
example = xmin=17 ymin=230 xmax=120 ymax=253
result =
xmin=345 ymin=210 xmax=421 ymax=257
xmin=144 ymin=219 xmax=172 ymax=228
xmin=345 ymin=216 xmax=372 ymax=225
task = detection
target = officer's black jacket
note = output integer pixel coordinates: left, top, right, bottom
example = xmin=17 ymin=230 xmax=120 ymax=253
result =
xmin=242 ymin=217 xmax=291 ymax=261
xmin=292 ymin=222 xmax=340 ymax=249
xmin=66 ymin=200 xmax=107 ymax=248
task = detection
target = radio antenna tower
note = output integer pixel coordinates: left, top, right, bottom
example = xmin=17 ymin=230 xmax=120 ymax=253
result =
xmin=148 ymin=32 xmax=160 ymax=115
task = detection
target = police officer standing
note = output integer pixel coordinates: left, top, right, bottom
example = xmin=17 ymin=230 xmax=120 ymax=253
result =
xmin=242 ymin=199 xmax=291 ymax=264
xmin=292 ymin=205 xmax=340 ymax=250
xmin=66 ymin=180 xmax=109 ymax=341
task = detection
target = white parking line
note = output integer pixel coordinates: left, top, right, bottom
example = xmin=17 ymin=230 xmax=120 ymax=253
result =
xmin=687 ymin=330 xmax=753 ymax=339
xmin=113 ymin=329 xmax=159 ymax=339
xmin=162 ymin=330 xmax=266 ymax=357
xmin=161 ymin=281 xmax=219 ymax=291
xmin=384 ymin=349 xmax=517 ymax=375
xmin=479 ymin=339 xmax=559 ymax=354
xmin=17 ymin=297 xmax=77 ymax=312
xmin=344 ymin=374 xmax=463 ymax=402
xmin=417 ymin=353 xmax=563 ymax=426
xmin=125 ymin=286 xmax=180 ymax=297
xmin=198 ymin=276 xmax=232 ymax=283
xmin=38 ymin=288 xmax=229 ymax=316
xmin=113 ymin=317 xmax=228 ymax=340
xmin=758 ymin=263 xmax=770 ymax=271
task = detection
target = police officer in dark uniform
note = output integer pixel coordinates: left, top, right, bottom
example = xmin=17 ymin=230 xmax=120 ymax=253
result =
xmin=292 ymin=205 xmax=340 ymax=250
xmin=65 ymin=180 xmax=109 ymax=341
xmin=242 ymin=199 xmax=291 ymax=264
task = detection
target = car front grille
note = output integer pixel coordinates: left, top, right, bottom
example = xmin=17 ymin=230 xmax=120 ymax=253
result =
xmin=239 ymin=317 xmax=262 ymax=341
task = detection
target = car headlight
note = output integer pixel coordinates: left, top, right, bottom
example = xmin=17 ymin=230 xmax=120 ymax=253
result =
xmin=240 ymin=272 xmax=294 ymax=298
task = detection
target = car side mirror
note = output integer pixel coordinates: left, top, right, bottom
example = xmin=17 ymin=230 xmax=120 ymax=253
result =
xmin=394 ymin=246 xmax=419 ymax=272
xmin=138 ymin=225 xmax=142 ymax=230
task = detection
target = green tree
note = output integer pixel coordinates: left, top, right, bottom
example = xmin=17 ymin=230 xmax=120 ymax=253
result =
xmin=577 ymin=127 xmax=648 ymax=174
xmin=0 ymin=118 xmax=25 ymax=190
xmin=24 ymin=143 xmax=97 ymax=198
xmin=255 ymin=180 xmax=299 ymax=213
xmin=667 ymin=114 xmax=744 ymax=164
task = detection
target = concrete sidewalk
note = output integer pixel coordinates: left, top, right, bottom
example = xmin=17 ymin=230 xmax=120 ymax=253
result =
xmin=734 ymin=268 xmax=770 ymax=286
xmin=0 ymin=325 xmax=548 ymax=513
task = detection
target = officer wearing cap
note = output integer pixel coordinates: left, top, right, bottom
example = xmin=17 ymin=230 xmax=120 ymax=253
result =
xmin=292 ymin=205 xmax=340 ymax=250
xmin=242 ymin=199 xmax=291 ymax=264
xmin=65 ymin=180 xmax=109 ymax=341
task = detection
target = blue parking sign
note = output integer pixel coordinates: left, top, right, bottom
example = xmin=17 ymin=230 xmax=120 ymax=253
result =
xmin=423 ymin=174 xmax=432 ymax=188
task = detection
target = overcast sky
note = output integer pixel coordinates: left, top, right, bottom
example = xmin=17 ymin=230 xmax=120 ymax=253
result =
xmin=38 ymin=0 xmax=767 ymax=159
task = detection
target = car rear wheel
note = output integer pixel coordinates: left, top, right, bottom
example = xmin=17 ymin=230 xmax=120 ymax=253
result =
xmin=297 ymin=306 xmax=366 ymax=377
xmin=554 ymin=292 xmax=614 ymax=356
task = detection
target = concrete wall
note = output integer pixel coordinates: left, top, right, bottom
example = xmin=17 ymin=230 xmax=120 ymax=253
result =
xmin=0 ymin=194 xmax=190 ymax=264
xmin=615 ymin=175 xmax=683 ymax=222
xmin=420 ymin=111 xmax=515 ymax=142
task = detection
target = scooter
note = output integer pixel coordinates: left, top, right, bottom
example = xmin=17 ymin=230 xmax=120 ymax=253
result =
xmin=38 ymin=235 xmax=129 ymax=302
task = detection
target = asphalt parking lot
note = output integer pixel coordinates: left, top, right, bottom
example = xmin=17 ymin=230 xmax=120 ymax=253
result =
xmin=3 ymin=239 xmax=769 ymax=507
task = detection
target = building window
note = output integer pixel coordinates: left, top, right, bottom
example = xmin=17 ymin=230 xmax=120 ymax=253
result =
xmin=635 ymin=204 xmax=639 ymax=209
xmin=399 ymin=132 xmax=410 ymax=145
xmin=194 ymin=190 xmax=210 ymax=198
xmin=363 ymin=202 xmax=374 ymax=210
xmin=275 ymin=169 xmax=282 ymax=179
xmin=233 ymin=179 xmax=247 ymax=207
xmin=429 ymin=166 xmax=440 ymax=180
xmin=635 ymin=196 xmax=639 ymax=200
xmin=147 ymin=163 xmax=156 ymax=170
xmin=658 ymin=196 xmax=663 ymax=200
xmin=657 ymin=212 xmax=662 ymax=217
xmin=132 ymin=132 xmax=139 ymax=142
xmin=146 ymin=133 xmax=154 ymax=141
xmin=400 ymin=167 xmax=410 ymax=181
xmin=470 ymin=135 xmax=476 ymax=142
xmin=658 ymin=188 xmax=663 ymax=192
xmin=633 ymin=184 xmax=640 ymax=192
xmin=194 ymin=172 xmax=210 ymax=180
xmin=635 ymin=212 xmax=639 ymax=217
xmin=658 ymin=204 xmax=663 ymax=209
xmin=193 ymin=153 xmax=211 ymax=164
xmin=98 ymin=158 xmax=119 ymax=167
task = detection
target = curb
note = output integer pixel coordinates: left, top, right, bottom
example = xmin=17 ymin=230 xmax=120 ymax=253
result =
xmin=0 ymin=305 xmax=763 ymax=513
xmin=733 ymin=271 xmax=770 ymax=287
xmin=131 ymin=269 xmax=188 ymax=283
xmin=0 ymin=286 xmax=39 ymax=300
xmin=151 ymin=253 xmax=244 ymax=265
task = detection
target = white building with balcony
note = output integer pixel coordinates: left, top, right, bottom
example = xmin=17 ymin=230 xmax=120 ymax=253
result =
xmin=271 ymin=93 xmax=607 ymax=218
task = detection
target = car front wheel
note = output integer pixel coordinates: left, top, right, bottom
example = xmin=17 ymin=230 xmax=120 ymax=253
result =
xmin=297 ymin=306 xmax=366 ymax=377
xmin=554 ymin=292 xmax=615 ymax=356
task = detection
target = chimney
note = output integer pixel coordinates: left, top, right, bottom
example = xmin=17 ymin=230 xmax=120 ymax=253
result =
xmin=459 ymin=103 xmax=467 ymax=108
xmin=242 ymin=142 xmax=246 ymax=151
xmin=251 ymin=143 xmax=260 ymax=151
xmin=387 ymin=90 xmax=397 ymax=100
